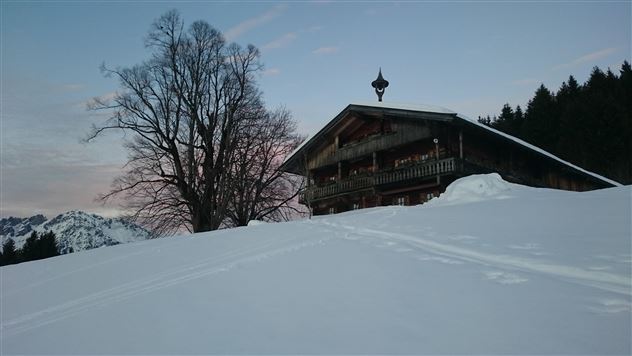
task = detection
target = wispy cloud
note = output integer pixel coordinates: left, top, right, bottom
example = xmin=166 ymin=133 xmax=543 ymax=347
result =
xmin=1 ymin=139 xmax=126 ymax=218
xmin=263 ymin=68 xmax=281 ymax=76
xmin=312 ymin=46 xmax=338 ymax=55
xmin=84 ymin=91 xmax=117 ymax=106
xmin=262 ymin=32 xmax=298 ymax=50
xmin=512 ymin=78 xmax=540 ymax=86
xmin=223 ymin=4 xmax=287 ymax=42
xmin=307 ymin=25 xmax=323 ymax=33
xmin=1 ymin=161 xmax=124 ymax=218
xmin=60 ymin=83 xmax=85 ymax=91
xmin=1 ymin=74 xmax=129 ymax=218
xmin=553 ymin=47 xmax=618 ymax=70
xmin=79 ymin=91 xmax=119 ymax=114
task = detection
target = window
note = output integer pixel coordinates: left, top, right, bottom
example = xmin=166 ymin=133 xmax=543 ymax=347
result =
xmin=395 ymin=156 xmax=415 ymax=167
xmin=349 ymin=167 xmax=369 ymax=177
xmin=426 ymin=192 xmax=434 ymax=201
xmin=352 ymin=203 xmax=360 ymax=210
xmin=328 ymin=207 xmax=336 ymax=215
xmin=396 ymin=196 xmax=406 ymax=206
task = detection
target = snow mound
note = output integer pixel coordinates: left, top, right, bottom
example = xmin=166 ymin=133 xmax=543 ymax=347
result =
xmin=1 ymin=183 xmax=630 ymax=354
xmin=247 ymin=220 xmax=267 ymax=226
xmin=429 ymin=173 xmax=523 ymax=206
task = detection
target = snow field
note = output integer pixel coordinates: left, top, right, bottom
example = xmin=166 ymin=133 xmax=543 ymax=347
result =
xmin=1 ymin=174 xmax=630 ymax=354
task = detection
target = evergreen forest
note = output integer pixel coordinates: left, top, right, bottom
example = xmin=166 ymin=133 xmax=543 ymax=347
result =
xmin=0 ymin=231 xmax=60 ymax=266
xmin=479 ymin=61 xmax=631 ymax=184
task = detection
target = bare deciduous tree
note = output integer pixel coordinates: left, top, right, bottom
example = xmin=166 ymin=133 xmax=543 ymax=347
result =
xmin=226 ymin=107 xmax=305 ymax=227
xmin=300 ymin=151 xmax=314 ymax=219
xmin=88 ymin=10 xmax=300 ymax=235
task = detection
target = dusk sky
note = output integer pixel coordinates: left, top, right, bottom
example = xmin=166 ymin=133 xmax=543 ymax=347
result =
xmin=1 ymin=1 xmax=630 ymax=218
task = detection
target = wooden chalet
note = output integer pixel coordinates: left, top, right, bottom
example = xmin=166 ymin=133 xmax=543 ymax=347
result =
xmin=281 ymin=102 xmax=620 ymax=215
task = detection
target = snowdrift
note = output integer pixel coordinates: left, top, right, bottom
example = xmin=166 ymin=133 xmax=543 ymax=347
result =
xmin=1 ymin=174 xmax=630 ymax=354
xmin=428 ymin=172 xmax=526 ymax=205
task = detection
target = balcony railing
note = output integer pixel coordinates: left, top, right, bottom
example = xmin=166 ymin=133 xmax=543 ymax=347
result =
xmin=301 ymin=157 xmax=458 ymax=202
xmin=308 ymin=125 xmax=431 ymax=170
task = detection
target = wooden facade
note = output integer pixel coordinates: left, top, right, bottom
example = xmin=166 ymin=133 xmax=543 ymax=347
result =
xmin=281 ymin=103 xmax=619 ymax=215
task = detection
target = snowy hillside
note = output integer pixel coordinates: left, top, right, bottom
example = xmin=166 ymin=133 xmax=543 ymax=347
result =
xmin=1 ymin=174 xmax=630 ymax=354
xmin=0 ymin=211 xmax=150 ymax=254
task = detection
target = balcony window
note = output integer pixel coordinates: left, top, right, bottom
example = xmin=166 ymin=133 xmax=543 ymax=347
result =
xmin=349 ymin=166 xmax=371 ymax=177
xmin=395 ymin=154 xmax=423 ymax=168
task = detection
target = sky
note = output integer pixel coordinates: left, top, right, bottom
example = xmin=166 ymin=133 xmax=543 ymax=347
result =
xmin=1 ymin=1 xmax=630 ymax=218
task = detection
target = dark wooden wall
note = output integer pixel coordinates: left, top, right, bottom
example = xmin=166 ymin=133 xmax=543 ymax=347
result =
xmin=306 ymin=116 xmax=611 ymax=215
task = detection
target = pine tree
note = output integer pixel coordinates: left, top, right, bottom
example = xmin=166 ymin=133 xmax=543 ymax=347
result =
xmin=21 ymin=231 xmax=40 ymax=262
xmin=513 ymin=105 xmax=524 ymax=135
xmin=493 ymin=104 xmax=515 ymax=135
xmin=618 ymin=61 xmax=632 ymax=180
xmin=556 ymin=75 xmax=583 ymax=163
xmin=486 ymin=61 xmax=631 ymax=184
xmin=478 ymin=115 xmax=492 ymax=126
xmin=523 ymin=84 xmax=558 ymax=152
xmin=39 ymin=231 xmax=60 ymax=259
xmin=582 ymin=67 xmax=615 ymax=176
xmin=1 ymin=238 xmax=18 ymax=266
xmin=620 ymin=61 xmax=632 ymax=87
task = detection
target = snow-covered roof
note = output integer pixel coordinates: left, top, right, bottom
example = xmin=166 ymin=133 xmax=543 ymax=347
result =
xmin=283 ymin=101 xmax=621 ymax=187
xmin=348 ymin=101 xmax=458 ymax=115
xmin=284 ymin=133 xmax=314 ymax=167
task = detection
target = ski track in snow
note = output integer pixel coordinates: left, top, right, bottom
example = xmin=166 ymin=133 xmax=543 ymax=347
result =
xmin=317 ymin=220 xmax=631 ymax=296
xmin=2 ymin=248 xmax=149 ymax=297
xmin=1 ymin=234 xmax=332 ymax=337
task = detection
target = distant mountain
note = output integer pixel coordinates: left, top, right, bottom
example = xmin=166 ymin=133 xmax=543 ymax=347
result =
xmin=0 ymin=211 xmax=150 ymax=254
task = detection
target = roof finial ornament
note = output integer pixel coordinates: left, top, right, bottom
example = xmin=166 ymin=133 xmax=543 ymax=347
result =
xmin=371 ymin=68 xmax=389 ymax=102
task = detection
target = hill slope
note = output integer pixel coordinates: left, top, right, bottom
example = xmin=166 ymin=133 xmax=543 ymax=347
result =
xmin=1 ymin=211 xmax=150 ymax=253
xmin=1 ymin=174 xmax=630 ymax=354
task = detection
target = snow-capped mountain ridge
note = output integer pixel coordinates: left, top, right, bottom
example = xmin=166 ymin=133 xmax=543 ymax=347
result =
xmin=0 ymin=210 xmax=150 ymax=253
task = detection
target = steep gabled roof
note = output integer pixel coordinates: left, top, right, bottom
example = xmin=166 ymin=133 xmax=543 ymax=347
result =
xmin=282 ymin=102 xmax=621 ymax=187
xmin=281 ymin=102 xmax=457 ymax=173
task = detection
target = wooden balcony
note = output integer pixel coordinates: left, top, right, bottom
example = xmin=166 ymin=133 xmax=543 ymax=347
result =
xmin=308 ymin=123 xmax=432 ymax=170
xmin=301 ymin=157 xmax=458 ymax=202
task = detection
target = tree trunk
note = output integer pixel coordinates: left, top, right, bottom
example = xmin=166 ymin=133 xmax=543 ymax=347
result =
xmin=191 ymin=210 xmax=213 ymax=233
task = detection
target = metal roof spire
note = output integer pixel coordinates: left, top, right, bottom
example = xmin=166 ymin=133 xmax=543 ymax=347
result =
xmin=371 ymin=68 xmax=389 ymax=102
